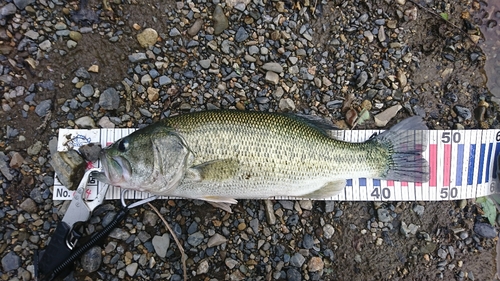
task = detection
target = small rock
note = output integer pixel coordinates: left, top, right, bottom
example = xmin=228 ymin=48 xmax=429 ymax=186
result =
xmin=323 ymin=224 xmax=335 ymax=239
xmin=128 ymin=53 xmax=148 ymax=63
xmin=413 ymin=205 xmax=425 ymax=216
xmin=143 ymin=210 xmax=159 ymax=226
xmin=67 ymin=40 xmax=77 ymax=48
xmin=27 ymin=141 xmax=43 ymax=156
xmin=188 ymin=19 xmax=203 ymax=36
xmin=287 ymin=268 xmax=302 ymax=281
xmin=169 ymin=27 xmax=181 ymax=37
xmin=213 ymin=5 xmax=229 ymax=35
xmin=39 ymin=40 xmax=52 ymax=51
xmin=279 ymin=98 xmax=295 ymax=111
xmin=158 ymin=75 xmax=172 ymax=86
xmin=377 ymin=208 xmax=392 ymax=222
xmin=197 ymin=260 xmax=209 ymax=275
xmin=147 ymin=87 xmax=160 ymax=102
xmin=188 ymin=231 xmax=204 ymax=246
xmin=262 ymin=62 xmax=283 ymax=73
xmin=207 ymin=233 xmax=227 ymax=247
xmin=75 ymin=67 xmax=90 ymax=79
xmin=9 ymin=152 xmax=24 ymax=169
xmin=98 ymin=116 xmax=115 ymax=128
xmin=473 ymin=222 xmax=497 ymax=238
xmin=0 ymin=3 xmax=17 ymax=19
xmin=14 ymin=0 xmax=35 ymax=10
xmin=307 ymin=257 xmax=324 ymax=272
xmin=99 ymin=88 xmax=120 ymax=110
xmin=152 ymin=233 xmax=170 ymax=258
xmin=126 ymin=263 xmax=138 ymax=276
xmin=86 ymin=65 xmax=99 ymax=74
xmin=356 ymin=71 xmax=368 ymax=87
xmin=453 ymin=105 xmax=472 ymax=120
xmin=374 ymin=104 xmax=402 ymax=127
xmin=1 ymin=251 xmax=21 ymax=272
xmin=265 ymin=71 xmax=279 ymax=84
xmin=81 ymin=246 xmax=102 ymax=273
xmin=264 ymin=200 xmax=276 ymax=225
xmin=35 ymin=100 xmax=52 ymax=117
xmin=235 ymin=26 xmax=249 ymax=42
xmin=199 ymin=59 xmax=211 ymax=69
xmin=137 ymin=28 xmax=158 ymax=48
xmin=69 ymin=31 xmax=82 ymax=41
xmin=303 ymin=234 xmax=314 ymax=249
xmin=75 ymin=116 xmax=96 ymax=128
xmin=290 ymin=253 xmax=305 ymax=267
xmin=24 ymin=30 xmax=39 ymax=40
xmin=20 ymin=198 xmax=37 ymax=213
xmin=80 ymin=84 xmax=94 ymax=97
xmin=225 ymin=258 xmax=238 ymax=269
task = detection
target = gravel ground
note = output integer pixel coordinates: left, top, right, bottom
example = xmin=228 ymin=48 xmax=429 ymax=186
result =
xmin=1 ymin=0 xmax=500 ymax=280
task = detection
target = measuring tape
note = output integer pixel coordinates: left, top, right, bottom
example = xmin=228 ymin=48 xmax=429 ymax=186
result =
xmin=53 ymin=128 xmax=500 ymax=201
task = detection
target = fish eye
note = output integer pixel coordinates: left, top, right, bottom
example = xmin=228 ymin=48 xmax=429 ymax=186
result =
xmin=117 ymin=138 xmax=129 ymax=152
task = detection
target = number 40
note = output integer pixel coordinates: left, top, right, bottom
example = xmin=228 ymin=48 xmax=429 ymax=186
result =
xmin=371 ymin=187 xmax=391 ymax=200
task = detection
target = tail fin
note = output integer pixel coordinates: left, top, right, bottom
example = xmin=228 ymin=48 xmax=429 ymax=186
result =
xmin=375 ymin=117 xmax=429 ymax=183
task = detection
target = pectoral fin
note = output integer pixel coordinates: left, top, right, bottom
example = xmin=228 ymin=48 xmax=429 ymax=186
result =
xmin=186 ymin=159 xmax=240 ymax=181
xmin=300 ymin=180 xmax=346 ymax=199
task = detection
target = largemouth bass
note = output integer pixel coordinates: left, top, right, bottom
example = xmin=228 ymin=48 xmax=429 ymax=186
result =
xmin=95 ymin=110 xmax=429 ymax=211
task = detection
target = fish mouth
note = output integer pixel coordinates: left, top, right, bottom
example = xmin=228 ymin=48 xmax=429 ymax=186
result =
xmin=94 ymin=150 xmax=132 ymax=187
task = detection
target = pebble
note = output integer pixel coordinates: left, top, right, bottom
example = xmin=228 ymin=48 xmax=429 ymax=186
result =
xmin=473 ymin=222 xmax=497 ymax=238
xmin=235 ymin=26 xmax=249 ymax=42
xmin=197 ymin=260 xmax=209 ymax=275
xmin=1 ymin=251 xmax=20 ymax=272
xmin=188 ymin=19 xmax=203 ymax=36
xmin=265 ymin=71 xmax=279 ymax=84
xmin=262 ymin=62 xmax=284 ymax=73
xmin=413 ymin=205 xmax=425 ymax=216
xmin=374 ymin=104 xmax=402 ymax=127
xmin=9 ymin=152 xmax=24 ymax=168
xmin=99 ymin=88 xmax=120 ymax=110
xmin=207 ymin=233 xmax=227 ymax=247
xmin=377 ymin=208 xmax=392 ymax=222
xmin=279 ymin=98 xmax=295 ymax=111
xmin=453 ymin=105 xmax=472 ymax=120
xmin=290 ymin=253 xmax=305 ymax=267
xmin=81 ymin=246 xmax=102 ymax=272
xmin=152 ymin=233 xmax=170 ymax=258
xmin=0 ymin=3 xmax=17 ymax=20
xmin=80 ymin=84 xmax=94 ymax=97
xmin=128 ymin=53 xmax=148 ymax=63
xmin=308 ymin=257 xmax=324 ymax=272
xmin=35 ymin=100 xmax=52 ymax=117
xmin=356 ymin=71 xmax=368 ymax=87
xmin=188 ymin=231 xmax=204 ymax=246
xmin=75 ymin=116 xmax=97 ymax=128
xmin=213 ymin=5 xmax=228 ymax=35
xmin=323 ymin=224 xmax=335 ymax=239
xmin=20 ymin=198 xmax=37 ymax=213
xmin=287 ymin=268 xmax=302 ymax=281
xmin=169 ymin=27 xmax=181 ymax=37
xmin=27 ymin=141 xmax=43 ymax=155
xmin=137 ymin=28 xmax=158 ymax=48
xmin=126 ymin=262 xmax=138 ymax=276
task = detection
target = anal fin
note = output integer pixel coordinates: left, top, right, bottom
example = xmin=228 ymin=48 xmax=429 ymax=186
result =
xmin=202 ymin=196 xmax=238 ymax=213
xmin=300 ymin=180 xmax=345 ymax=199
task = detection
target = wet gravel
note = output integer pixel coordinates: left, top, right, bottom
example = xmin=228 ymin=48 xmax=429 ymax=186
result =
xmin=1 ymin=0 xmax=500 ymax=280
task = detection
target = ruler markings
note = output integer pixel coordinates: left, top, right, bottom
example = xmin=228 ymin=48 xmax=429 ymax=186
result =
xmin=53 ymin=128 xmax=500 ymax=201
